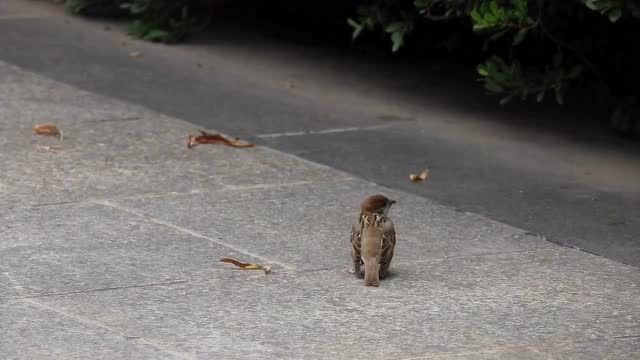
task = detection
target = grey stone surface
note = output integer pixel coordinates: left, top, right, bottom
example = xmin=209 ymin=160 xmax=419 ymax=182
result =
xmin=28 ymin=250 xmax=640 ymax=359
xmin=1 ymin=6 xmax=639 ymax=268
xmin=0 ymin=299 xmax=176 ymax=359
xmin=414 ymin=338 xmax=640 ymax=360
xmin=0 ymin=62 xmax=152 ymax=124
xmin=0 ymin=12 xmax=638 ymax=358
xmin=110 ymin=181 xmax=552 ymax=270
xmin=0 ymin=80 xmax=344 ymax=205
xmin=0 ymin=202 xmax=278 ymax=299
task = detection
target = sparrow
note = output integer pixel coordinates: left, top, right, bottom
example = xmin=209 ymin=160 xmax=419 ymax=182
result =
xmin=350 ymin=195 xmax=397 ymax=287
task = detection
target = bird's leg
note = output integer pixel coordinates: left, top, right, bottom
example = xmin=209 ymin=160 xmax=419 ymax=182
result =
xmin=353 ymin=258 xmax=363 ymax=278
xmin=379 ymin=262 xmax=389 ymax=279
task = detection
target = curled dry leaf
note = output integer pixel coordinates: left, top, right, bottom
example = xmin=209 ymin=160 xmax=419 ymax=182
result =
xmin=187 ymin=130 xmax=255 ymax=149
xmin=409 ymin=168 xmax=430 ymax=182
xmin=220 ymin=257 xmax=271 ymax=274
xmin=33 ymin=123 xmax=63 ymax=140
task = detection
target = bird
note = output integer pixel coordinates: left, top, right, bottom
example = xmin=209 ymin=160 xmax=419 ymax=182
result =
xmin=350 ymin=195 xmax=397 ymax=287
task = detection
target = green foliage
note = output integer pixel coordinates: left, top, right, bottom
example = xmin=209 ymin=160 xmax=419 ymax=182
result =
xmin=348 ymin=0 xmax=640 ymax=132
xmin=64 ymin=0 xmax=125 ymax=16
xmin=347 ymin=1 xmax=415 ymax=52
xmin=583 ymin=0 xmax=624 ymax=22
xmin=470 ymin=0 xmax=536 ymax=48
xmin=121 ymin=0 xmax=210 ymax=43
xmin=477 ymin=54 xmax=582 ymax=105
xmin=470 ymin=0 xmax=529 ymax=32
xmin=64 ymin=0 xmax=211 ymax=43
xmin=611 ymin=97 xmax=640 ymax=135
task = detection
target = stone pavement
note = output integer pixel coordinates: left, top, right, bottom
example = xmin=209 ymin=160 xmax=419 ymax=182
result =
xmin=0 ymin=61 xmax=639 ymax=359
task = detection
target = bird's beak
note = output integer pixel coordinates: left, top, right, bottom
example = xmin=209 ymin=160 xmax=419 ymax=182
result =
xmin=390 ymin=200 xmax=397 ymax=205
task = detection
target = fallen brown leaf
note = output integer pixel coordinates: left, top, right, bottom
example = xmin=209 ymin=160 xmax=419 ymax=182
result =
xmin=220 ymin=257 xmax=271 ymax=274
xmin=33 ymin=123 xmax=63 ymax=140
xmin=129 ymin=51 xmax=141 ymax=58
xmin=187 ymin=130 xmax=255 ymax=149
xmin=409 ymin=168 xmax=430 ymax=182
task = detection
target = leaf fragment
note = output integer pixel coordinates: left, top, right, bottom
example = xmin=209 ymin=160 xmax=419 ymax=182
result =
xmin=33 ymin=123 xmax=62 ymax=140
xmin=409 ymin=168 xmax=430 ymax=182
xmin=187 ymin=130 xmax=255 ymax=149
xmin=129 ymin=51 xmax=141 ymax=58
xmin=220 ymin=257 xmax=271 ymax=274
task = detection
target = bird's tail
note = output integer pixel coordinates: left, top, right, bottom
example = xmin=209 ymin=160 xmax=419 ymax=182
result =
xmin=363 ymin=258 xmax=380 ymax=287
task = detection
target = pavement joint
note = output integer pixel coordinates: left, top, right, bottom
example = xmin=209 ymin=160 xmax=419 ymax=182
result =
xmin=9 ymin=279 xmax=190 ymax=301
xmin=93 ymin=199 xmax=297 ymax=270
xmin=21 ymin=298 xmax=193 ymax=359
xmin=255 ymin=124 xmax=392 ymax=139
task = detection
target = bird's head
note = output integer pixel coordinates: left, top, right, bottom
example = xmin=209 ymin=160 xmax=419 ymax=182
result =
xmin=360 ymin=195 xmax=397 ymax=216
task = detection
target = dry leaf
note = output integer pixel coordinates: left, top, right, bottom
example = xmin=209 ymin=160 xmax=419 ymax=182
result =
xmin=33 ymin=123 xmax=63 ymax=140
xmin=129 ymin=51 xmax=141 ymax=58
xmin=409 ymin=168 xmax=430 ymax=182
xmin=187 ymin=130 xmax=255 ymax=149
xmin=220 ymin=257 xmax=271 ymax=274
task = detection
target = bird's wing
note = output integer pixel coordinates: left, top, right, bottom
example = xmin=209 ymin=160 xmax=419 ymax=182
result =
xmin=381 ymin=219 xmax=396 ymax=265
xmin=351 ymin=216 xmax=363 ymax=256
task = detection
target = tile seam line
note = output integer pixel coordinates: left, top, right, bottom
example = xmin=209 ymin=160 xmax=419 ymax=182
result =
xmin=5 ymin=250 xmax=551 ymax=301
xmin=18 ymin=178 xmax=355 ymax=209
xmin=254 ymin=124 xmax=392 ymax=138
xmin=92 ymin=199 xmax=296 ymax=270
xmin=10 ymin=279 xmax=190 ymax=300
xmin=21 ymin=298 xmax=194 ymax=360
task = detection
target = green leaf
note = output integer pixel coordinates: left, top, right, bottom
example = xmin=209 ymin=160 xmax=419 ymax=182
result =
xmin=500 ymin=94 xmax=514 ymax=105
xmin=512 ymin=28 xmax=528 ymax=46
xmin=385 ymin=22 xmax=405 ymax=34
xmin=608 ymin=7 xmax=623 ymax=22
xmin=352 ymin=26 xmax=363 ymax=40
xmin=484 ymin=79 xmax=504 ymax=93
xmin=347 ymin=18 xmax=360 ymax=29
xmin=477 ymin=66 xmax=489 ymax=76
xmin=584 ymin=1 xmax=600 ymax=11
xmin=143 ymin=29 xmax=173 ymax=42
xmin=391 ymin=31 xmax=404 ymax=52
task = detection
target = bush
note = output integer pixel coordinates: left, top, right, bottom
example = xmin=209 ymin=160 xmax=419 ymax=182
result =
xmin=64 ymin=0 xmax=640 ymax=134
xmin=65 ymin=0 xmax=217 ymax=43
xmin=64 ymin=0 xmax=127 ymax=17
xmin=348 ymin=0 xmax=640 ymax=133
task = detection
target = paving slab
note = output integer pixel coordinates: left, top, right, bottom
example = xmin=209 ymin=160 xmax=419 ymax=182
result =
xmin=0 ymin=299 xmax=177 ymax=359
xmin=0 ymin=65 xmax=345 ymax=205
xmin=24 ymin=250 xmax=640 ymax=359
xmin=0 ymin=62 xmax=153 ymax=124
xmin=1 ymin=50 xmax=639 ymax=359
xmin=418 ymin=338 xmax=640 ymax=360
xmin=0 ymin=202 xmax=278 ymax=299
xmin=108 ymin=180 xmax=552 ymax=270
